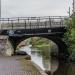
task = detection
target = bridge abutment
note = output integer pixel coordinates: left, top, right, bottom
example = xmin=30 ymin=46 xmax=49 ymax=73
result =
xmin=0 ymin=35 xmax=14 ymax=56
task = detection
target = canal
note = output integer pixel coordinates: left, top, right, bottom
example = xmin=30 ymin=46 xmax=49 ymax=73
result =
xmin=18 ymin=45 xmax=75 ymax=75
xmin=18 ymin=37 xmax=75 ymax=75
xmin=19 ymin=44 xmax=59 ymax=74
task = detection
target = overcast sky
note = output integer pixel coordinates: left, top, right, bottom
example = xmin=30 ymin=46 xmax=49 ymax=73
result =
xmin=1 ymin=0 xmax=73 ymax=18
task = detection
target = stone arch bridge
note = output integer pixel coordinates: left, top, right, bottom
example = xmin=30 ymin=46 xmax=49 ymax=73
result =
xmin=0 ymin=16 xmax=69 ymax=59
xmin=0 ymin=16 xmax=71 ymax=75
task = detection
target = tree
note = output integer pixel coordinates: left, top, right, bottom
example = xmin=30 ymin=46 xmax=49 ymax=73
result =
xmin=64 ymin=14 xmax=75 ymax=55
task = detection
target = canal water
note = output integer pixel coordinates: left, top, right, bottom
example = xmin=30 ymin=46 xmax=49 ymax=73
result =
xmin=19 ymin=45 xmax=75 ymax=75
xmin=19 ymin=45 xmax=58 ymax=74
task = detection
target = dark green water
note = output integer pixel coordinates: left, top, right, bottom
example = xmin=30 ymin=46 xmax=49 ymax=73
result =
xmin=20 ymin=46 xmax=75 ymax=75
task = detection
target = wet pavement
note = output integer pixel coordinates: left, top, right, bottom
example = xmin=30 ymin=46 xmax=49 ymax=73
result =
xmin=0 ymin=55 xmax=47 ymax=75
xmin=0 ymin=56 xmax=29 ymax=75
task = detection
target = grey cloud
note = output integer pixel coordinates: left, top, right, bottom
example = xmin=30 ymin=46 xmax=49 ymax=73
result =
xmin=1 ymin=0 xmax=73 ymax=18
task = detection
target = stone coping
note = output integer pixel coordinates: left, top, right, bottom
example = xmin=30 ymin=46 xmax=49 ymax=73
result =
xmin=0 ymin=35 xmax=8 ymax=39
xmin=31 ymin=61 xmax=48 ymax=75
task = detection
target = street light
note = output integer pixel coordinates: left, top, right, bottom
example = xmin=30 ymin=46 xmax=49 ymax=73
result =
xmin=0 ymin=0 xmax=1 ymax=18
xmin=73 ymin=0 xmax=75 ymax=13
xmin=0 ymin=0 xmax=1 ymax=29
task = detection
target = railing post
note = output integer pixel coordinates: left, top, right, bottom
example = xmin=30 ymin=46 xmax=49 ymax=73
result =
xmin=30 ymin=21 xmax=31 ymax=29
xmin=8 ymin=18 xmax=9 ymax=24
xmin=28 ymin=18 xmax=30 ymax=29
xmin=60 ymin=16 xmax=63 ymax=27
xmin=61 ymin=18 xmax=64 ymax=27
xmin=38 ymin=17 xmax=40 ymax=29
xmin=37 ymin=18 xmax=39 ymax=29
xmin=18 ymin=18 xmax=19 ymax=28
xmin=18 ymin=17 xmax=19 ymax=23
xmin=45 ymin=21 xmax=46 ymax=28
xmin=24 ymin=20 xmax=26 ymax=29
xmin=11 ymin=20 xmax=13 ymax=30
xmin=49 ymin=17 xmax=51 ymax=28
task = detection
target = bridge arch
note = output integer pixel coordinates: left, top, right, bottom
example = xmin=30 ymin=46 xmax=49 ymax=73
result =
xmin=9 ymin=34 xmax=69 ymax=60
xmin=0 ymin=16 xmax=69 ymax=75
xmin=8 ymin=34 xmax=70 ymax=75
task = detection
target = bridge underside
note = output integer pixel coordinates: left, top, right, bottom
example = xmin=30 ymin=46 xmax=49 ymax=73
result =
xmin=8 ymin=33 xmax=70 ymax=75
xmin=0 ymin=17 xmax=68 ymax=59
xmin=8 ymin=33 xmax=69 ymax=60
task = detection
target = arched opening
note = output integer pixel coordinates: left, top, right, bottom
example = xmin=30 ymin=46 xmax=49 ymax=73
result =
xmin=16 ymin=36 xmax=59 ymax=74
xmin=8 ymin=35 xmax=69 ymax=75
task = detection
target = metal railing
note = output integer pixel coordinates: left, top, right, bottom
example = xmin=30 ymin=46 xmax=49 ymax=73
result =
xmin=0 ymin=16 xmax=68 ymax=30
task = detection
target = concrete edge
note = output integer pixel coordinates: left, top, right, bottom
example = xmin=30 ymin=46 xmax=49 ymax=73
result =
xmin=31 ymin=61 xmax=48 ymax=75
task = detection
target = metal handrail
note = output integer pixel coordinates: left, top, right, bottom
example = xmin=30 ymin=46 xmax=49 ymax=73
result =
xmin=0 ymin=16 xmax=67 ymax=30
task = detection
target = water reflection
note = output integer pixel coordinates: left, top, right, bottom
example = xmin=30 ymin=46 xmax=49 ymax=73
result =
xmin=19 ymin=45 xmax=51 ymax=70
xmin=31 ymin=48 xmax=50 ymax=71
xmin=19 ymin=45 xmax=59 ymax=74
xmin=19 ymin=45 xmax=75 ymax=75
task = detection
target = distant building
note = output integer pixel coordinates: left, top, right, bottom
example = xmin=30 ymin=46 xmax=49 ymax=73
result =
xmin=73 ymin=0 xmax=75 ymax=13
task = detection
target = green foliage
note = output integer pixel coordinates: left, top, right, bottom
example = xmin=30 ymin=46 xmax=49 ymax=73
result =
xmin=31 ymin=37 xmax=50 ymax=47
xmin=64 ymin=15 xmax=75 ymax=52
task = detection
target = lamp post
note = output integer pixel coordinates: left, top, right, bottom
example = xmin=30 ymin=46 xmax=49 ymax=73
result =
xmin=0 ymin=0 xmax=1 ymax=29
xmin=0 ymin=0 xmax=1 ymax=18
xmin=73 ymin=0 xmax=75 ymax=13
xmin=68 ymin=6 xmax=71 ymax=17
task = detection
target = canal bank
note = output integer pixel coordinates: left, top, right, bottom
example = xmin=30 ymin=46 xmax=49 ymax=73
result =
xmin=16 ymin=55 xmax=50 ymax=75
xmin=18 ymin=45 xmax=75 ymax=75
xmin=17 ymin=56 xmax=48 ymax=75
xmin=18 ymin=46 xmax=51 ymax=73
xmin=0 ymin=55 xmax=48 ymax=75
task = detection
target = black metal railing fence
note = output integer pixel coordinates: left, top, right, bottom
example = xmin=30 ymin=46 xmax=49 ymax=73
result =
xmin=0 ymin=16 xmax=68 ymax=30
